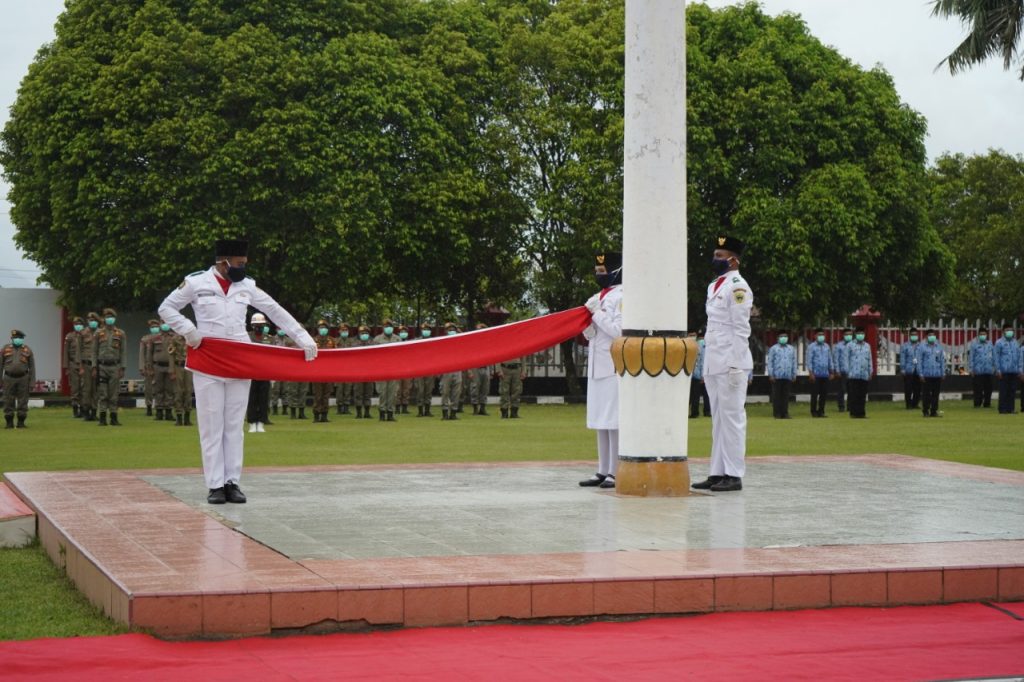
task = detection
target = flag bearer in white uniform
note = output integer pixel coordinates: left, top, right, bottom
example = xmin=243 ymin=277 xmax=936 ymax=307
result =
xmin=692 ymin=235 xmax=753 ymax=493
xmin=579 ymin=251 xmax=623 ymax=490
xmin=159 ymin=239 xmax=318 ymax=504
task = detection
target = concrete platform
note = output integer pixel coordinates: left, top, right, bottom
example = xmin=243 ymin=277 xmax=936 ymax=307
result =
xmin=5 ymin=456 xmax=1024 ymax=638
xmin=0 ymin=481 xmax=36 ymax=548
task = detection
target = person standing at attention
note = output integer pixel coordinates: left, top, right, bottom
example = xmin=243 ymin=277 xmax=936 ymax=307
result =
xmin=766 ymin=330 xmax=796 ymax=419
xmin=692 ymin=236 xmax=753 ymax=493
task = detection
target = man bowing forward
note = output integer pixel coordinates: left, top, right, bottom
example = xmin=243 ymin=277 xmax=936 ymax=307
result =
xmin=692 ymin=235 xmax=753 ymax=493
xmin=159 ymin=239 xmax=318 ymax=504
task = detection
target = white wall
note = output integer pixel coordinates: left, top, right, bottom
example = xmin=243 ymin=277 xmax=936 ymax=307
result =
xmin=0 ymin=288 xmax=62 ymax=384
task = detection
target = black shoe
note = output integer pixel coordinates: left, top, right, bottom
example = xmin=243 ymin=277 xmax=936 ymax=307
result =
xmin=689 ymin=414 xmax=698 ymax=419
xmin=386 ymin=411 xmax=396 ymax=422
xmin=691 ymin=476 xmax=723 ymax=490
xmin=98 ymin=412 xmax=108 ymax=426
xmin=110 ymin=412 xmax=121 ymax=426
xmin=510 ymin=407 xmax=520 ymax=418
xmin=16 ymin=416 xmax=26 ymax=428
xmin=207 ymin=487 xmax=227 ymax=504
xmin=598 ymin=475 xmax=616 ymax=489
xmin=299 ymin=408 xmax=307 ymax=419
xmin=500 ymin=408 xmax=508 ymax=419
xmin=709 ymin=475 xmax=742 ymax=492
xmin=4 ymin=416 xmax=13 ymax=429
xmin=146 ymin=405 xmax=153 ymax=417
xmin=478 ymin=406 xmax=489 ymax=416
xmin=224 ymin=482 xmax=247 ymax=504
xmin=579 ymin=473 xmax=607 ymax=487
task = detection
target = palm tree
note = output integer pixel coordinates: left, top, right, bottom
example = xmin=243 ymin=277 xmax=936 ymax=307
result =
xmin=931 ymin=0 xmax=1024 ymax=80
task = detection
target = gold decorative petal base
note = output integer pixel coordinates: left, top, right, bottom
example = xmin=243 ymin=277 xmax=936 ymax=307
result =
xmin=615 ymin=460 xmax=692 ymax=497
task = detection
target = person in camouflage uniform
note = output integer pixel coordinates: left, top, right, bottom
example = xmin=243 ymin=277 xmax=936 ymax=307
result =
xmin=395 ymin=324 xmax=413 ymax=414
xmin=439 ymin=323 xmax=463 ymax=420
xmin=167 ymin=330 xmax=194 ymax=425
xmin=498 ymin=356 xmax=527 ymax=418
xmin=374 ymin=319 xmax=400 ymax=421
xmin=63 ymin=316 xmax=86 ymax=417
xmin=351 ymin=325 xmax=375 ymax=418
xmin=2 ymin=329 xmax=35 ymax=429
xmin=468 ymin=322 xmax=492 ymax=416
xmin=92 ymin=308 xmax=127 ymax=426
xmin=311 ymin=319 xmax=336 ymax=423
xmin=139 ymin=319 xmax=161 ymax=416
xmin=79 ymin=312 xmax=102 ymax=421
xmin=279 ymin=332 xmax=308 ymax=420
xmin=147 ymin=320 xmax=176 ymax=421
xmin=269 ymin=328 xmax=288 ymax=416
xmin=333 ymin=322 xmax=355 ymax=415
xmin=413 ymin=322 xmax=437 ymax=417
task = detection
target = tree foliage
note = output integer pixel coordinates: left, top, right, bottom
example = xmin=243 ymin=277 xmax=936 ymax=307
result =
xmin=1 ymin=0 xmax=527 ymax=320
xmin=2 ymin=0 xmax=952 ymax=334
xmin=929 ymin=150 xmax=1024 ymax=321
xmin=686 ymin=3 xmax=951 ymax=326
xmin=931 ymin=0 xmax=1024 ymax=81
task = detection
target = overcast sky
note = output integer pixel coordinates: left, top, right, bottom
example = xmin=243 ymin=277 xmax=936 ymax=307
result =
xmin=2 ymin=0 xmax=1022 ymax=288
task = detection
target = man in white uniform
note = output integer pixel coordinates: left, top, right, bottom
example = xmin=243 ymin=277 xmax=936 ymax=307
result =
xmin=692 ymin=235 xmax=753 ymax=493
xmin=159 ymin=239 xmax=318 ymax=504
xmin=579 ymin=251 xmax=623 ymax=490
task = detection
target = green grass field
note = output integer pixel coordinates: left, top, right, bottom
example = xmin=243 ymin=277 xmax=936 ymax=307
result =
xmin=1 ymin=399 xmax=1020 ymax=640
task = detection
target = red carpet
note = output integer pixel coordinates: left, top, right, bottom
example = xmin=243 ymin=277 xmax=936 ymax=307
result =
xmin=1 ymin=603 xmax=1021 ymax=681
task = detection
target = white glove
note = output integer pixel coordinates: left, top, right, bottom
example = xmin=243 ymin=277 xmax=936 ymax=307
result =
xmin=184 ymin=330 xmax=203 ymax=349
xmin=582 ymin=325 xmax=597 ymax=340
xmin=584 ymin=294 xmax=601 ymax=314
xmin=302 ymin=341 xmax=318 ymax=362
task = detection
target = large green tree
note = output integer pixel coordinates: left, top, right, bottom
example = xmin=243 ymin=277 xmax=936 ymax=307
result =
xmin=685 ymin=3 xmax=952 ymax=326
xmin=931 ymin=0 xmax=1024 ymax=80
xmin=929 ymin=150 xmax=1024 ymax=321
xmin=1 ymin=0 xmax=527 ymax=319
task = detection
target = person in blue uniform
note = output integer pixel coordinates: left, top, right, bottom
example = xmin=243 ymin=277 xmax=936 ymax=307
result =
xmin=832 ymin=328 xmax=852 ymax=412
xmin=688 ymin=329 xmax=710 ymax=418
xmin=806 ymin=328 xmax=834 ymax=418
xmin=916 ymin=329 xmax=945 ymax=418
xmin=968 ymin=328 xmax=995 ymax=408
xmin=994 ymin=324 xmax=1021 ymax=414
xmin=845 ymin=329 xmax=873 ymax=418
xmin=898 ymin=327 xmax=922 ymax=410
xmin=766 ymin=330 xmax=796 ymax=419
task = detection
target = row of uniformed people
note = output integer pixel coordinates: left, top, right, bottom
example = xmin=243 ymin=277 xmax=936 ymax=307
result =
xmin=61 ymin=309 xmax=135 ymax=426
xmin=899 ymin=325 xmax=1024 ymax=414
xmin=250 ymin=318 xmax=528 ymax=424
xmin=962 ymin=324 xmax=1024 ymax=414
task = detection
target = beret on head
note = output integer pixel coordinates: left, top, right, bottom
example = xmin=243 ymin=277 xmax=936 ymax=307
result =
xmin=102 ymin=307 xmax=117 ymax=317
xmin=148 ymin=319 xmax=160 ymax=326
xmin=11 ymin=329 xmax=25 ymax=338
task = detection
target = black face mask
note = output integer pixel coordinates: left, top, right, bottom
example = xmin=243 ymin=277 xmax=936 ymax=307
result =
xmin=711 ymin=257 xmax=731 ymax=276
xmin=595 ymin=267 xmax=621 ymax=289
xmin=225 ymin=263 xmax=246 ymax=282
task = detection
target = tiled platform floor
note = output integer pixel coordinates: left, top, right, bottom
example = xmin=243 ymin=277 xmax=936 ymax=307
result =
xmin=6 ymin=456 xmax=1024 ymax=638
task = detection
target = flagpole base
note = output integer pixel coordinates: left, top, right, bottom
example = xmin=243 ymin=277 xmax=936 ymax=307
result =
xmin=615 ymin=458 xmax=691 ymax=497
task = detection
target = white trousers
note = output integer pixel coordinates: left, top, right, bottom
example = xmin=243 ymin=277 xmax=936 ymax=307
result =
xmin=704 ymin=371 xmax=748 ymax=478
xmin=193 ymin=372 xmax=251 ymax=490
xmin=596 ymin=429 xmax=619 ymax=477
